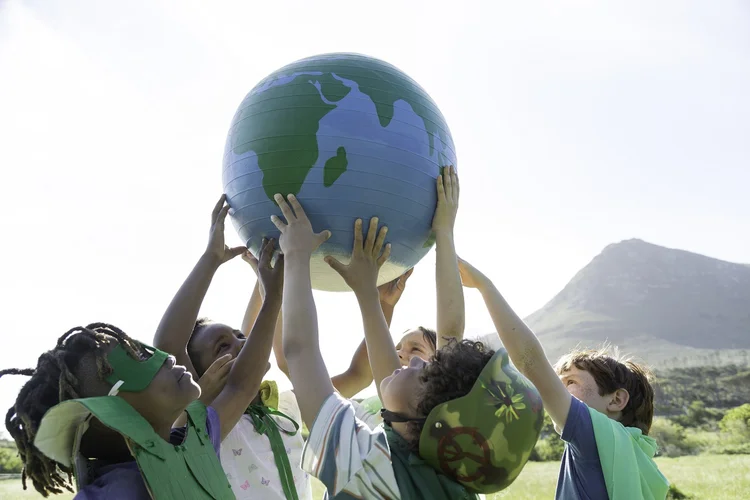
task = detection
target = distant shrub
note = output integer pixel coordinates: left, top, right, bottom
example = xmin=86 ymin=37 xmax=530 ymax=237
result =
xmin=719 ymin=403 xmax=750 ymax=436
xmin=650 ymin=418 xmax=698 ymax=457
xmin=0 ymin=447 xmax=22 ymax=473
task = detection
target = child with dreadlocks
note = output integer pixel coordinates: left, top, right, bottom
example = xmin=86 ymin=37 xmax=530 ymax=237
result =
xmin=1 ymin=194 xmax=284 ymax=499
xmin=455 ymin=257 xmax=670 ymax=500
xmin=273 ymin=169 xmax=544 ymax=500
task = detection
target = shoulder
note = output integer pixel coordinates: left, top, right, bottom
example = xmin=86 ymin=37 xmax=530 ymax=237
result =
xmin=302 ymin=393 xmax=398 ymax=499
xmin=350 ymin=398 xmax=384 ymax=429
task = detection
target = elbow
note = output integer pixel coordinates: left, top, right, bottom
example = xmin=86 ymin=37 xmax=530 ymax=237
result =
xmin=282 ymin=336 xmax=308 ymax=362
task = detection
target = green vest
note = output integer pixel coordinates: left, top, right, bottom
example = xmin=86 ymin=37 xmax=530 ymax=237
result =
xmin=384 ymin=425 xmax=478 ymax=500
xmin=38 ymin=397 xmax=233 ymax=500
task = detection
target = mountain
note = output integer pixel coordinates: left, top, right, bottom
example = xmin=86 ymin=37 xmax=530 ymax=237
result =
xmin=523 ymin=239 xmax=750 ymax=364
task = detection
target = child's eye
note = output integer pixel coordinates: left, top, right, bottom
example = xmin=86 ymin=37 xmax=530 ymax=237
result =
xmin=566 ymin=380 xmax=575 ymax=386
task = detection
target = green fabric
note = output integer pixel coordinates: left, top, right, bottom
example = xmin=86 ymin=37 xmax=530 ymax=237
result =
xmin=245 ymin=402 xmax=300 ymax=500
xmin=360 ymin=395 xmax=383 ymax=415
xmin=259 ymin=379 xmax=279 ymax=409
xmin=588 ymin=407 xmax=670 ymax=500
xmin=34 ymin=396 xmax=233 ymax=500
xmin=384 ymin=425 xmax=478 ymax=500
xmin=418 ymin=348 xmax=544 ymax=494
xmin=105 ymin=343 xmax=167 ymax=392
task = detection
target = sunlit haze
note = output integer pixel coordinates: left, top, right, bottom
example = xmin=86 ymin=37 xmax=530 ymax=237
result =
xmin=1 ymin=0 xmax=749 ymax=436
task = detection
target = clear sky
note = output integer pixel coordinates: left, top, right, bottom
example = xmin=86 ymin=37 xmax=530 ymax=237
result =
xmin=1 ymin=0 xmax=749 ymax=436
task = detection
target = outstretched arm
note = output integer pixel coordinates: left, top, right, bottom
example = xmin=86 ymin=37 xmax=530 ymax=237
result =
xmin=153 ymin=194 xmax=246 ymax=377
xmin=273 ymin=193 xmax=335 ymax=427
xmin=457 ymin=257 xmax=572 ymax=430
xmin=433 ymin=166 xmax=465 ymax=348
xmin=326 ymin=218 xmax=397 ymax=402
xmin=211 ymin=238 xmax=284 ymax=440
xmin=272 ymin=270 xmax=412 ymax=398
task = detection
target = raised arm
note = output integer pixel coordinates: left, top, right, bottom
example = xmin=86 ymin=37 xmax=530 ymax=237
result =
xmin=152 ymin=194 xmax=246 ymax=376
xmin=271 ymin=270 xmax=412 ymax=398
xmin=211 ymin=238 xmax=284 ymax=440
xmin=326 ymin=218 xmax=397 ymax=402
xmin=273 ymin=193 xmax=335 ymax=427
xmin=432 ymin=166 xmax=465 ymax=348
xmin=457 ymin=257 xmax=572 ymax=430
xmin=328 ymin=269 xmax=413 ymax=397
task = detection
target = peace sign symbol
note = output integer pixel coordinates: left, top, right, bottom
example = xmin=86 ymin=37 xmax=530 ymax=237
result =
xmin=436 ymin=426 xmax=493 ymax=483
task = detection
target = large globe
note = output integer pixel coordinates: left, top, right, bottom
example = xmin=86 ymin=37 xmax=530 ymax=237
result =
xmin=223 ymin=52 xmax=457 ymax=291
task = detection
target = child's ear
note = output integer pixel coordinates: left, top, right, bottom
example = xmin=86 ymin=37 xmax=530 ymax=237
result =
xmin=608 ymin=388 xmax=630 ymax=413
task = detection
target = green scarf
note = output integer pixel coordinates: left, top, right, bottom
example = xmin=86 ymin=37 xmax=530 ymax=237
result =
xmin=588 ymin=407 xmax=670 ymax=500
xmin=245 ymin=380 xmax=300 ymax=500
xmin=384 ymin=425 xmax=479 ymax=500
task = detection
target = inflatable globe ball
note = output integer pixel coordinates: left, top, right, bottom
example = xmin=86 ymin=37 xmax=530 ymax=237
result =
xmin=223 ymin=53 xmax=457 ymax=291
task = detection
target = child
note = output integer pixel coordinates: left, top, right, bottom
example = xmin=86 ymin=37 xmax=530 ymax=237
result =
xmin=154 ymin=230 xmax=400 ymax=499
xmin=346 ymin=166 xmax=468 ymax=421
xmin=455 ymin=257 xmax=670 ymax=500
xmin=0 ymin=195 xmax=284 ymax=499
xmin=273 ymin=173 xmax=543 ymax=498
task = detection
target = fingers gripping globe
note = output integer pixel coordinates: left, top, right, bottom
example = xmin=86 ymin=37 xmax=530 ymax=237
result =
xmin=223 ymin=53 xmax=457 ymax=291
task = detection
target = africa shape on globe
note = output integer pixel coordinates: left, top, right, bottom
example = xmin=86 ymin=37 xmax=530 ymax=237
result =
xmin=223 ymin=53 xmax=457 ymax=291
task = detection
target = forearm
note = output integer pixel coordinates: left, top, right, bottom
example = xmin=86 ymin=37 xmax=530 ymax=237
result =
xmin=381 ymin=301 xmax=395 ymax=326
xmin=478 ymin=281 xmax=547 ymax=376
xmin=240 ymin=281 xmax=263 ymax=336
xmin=331 ymin=339 xmax=373 ymax=398
xmin=272 ymin=311 xmax=288 ymax=376
xmin=356 ymin=288 xmax=400 ymax=397
xmin=281 ymin=258 xmax=320 ymax=358
xmin=153 ymin=253 xmax=220 ymax=357
xmin=282 ymin=255 xmax=335 ymax=426
xmin=226 ymin=296 xmax=281 ymax=392
xmin=435 ymin=232 xmax=465 ymax=346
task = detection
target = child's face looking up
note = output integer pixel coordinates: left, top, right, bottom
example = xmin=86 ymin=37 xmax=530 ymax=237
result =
xmin=189 ymin=323 xmax=271 ymax=377
xmin=559 ymin=365 xmax=616 ymax=416
xmin=395 ymin=329 xmax=434 ymax=366
xmin=117 ymin=347 xmax=201 ymax=420
xmin=379 ymin=355 xmax=426 ymax=418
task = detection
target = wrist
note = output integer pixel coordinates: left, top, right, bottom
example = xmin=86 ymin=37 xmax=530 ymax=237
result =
xmin=355 ymin=286 xmax=380 ymax=305
xmin=434 ymin=229 xmax=455 ymax=242
xmin=199 ymin=252 xmax=223 ymax=270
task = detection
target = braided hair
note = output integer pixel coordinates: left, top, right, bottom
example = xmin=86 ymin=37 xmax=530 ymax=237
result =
xmin=0 ymin=323 xmax=143 ymax=497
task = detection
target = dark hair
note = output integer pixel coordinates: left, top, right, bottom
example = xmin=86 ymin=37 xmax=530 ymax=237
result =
xmin=1 ymin=323 xmax=143 ymax=496
xmin=406 ymin=339 xmax=495 ymax=449
xmin=417 ymin=326 xmax=437 ymax=353
xmin=187 ymin=317 xmax=212 ymax=376
xmin=554 ymin=347 xmax=655 ymax=434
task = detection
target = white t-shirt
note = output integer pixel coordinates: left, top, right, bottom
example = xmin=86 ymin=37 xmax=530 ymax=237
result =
xmin=220 ymin=390 xmax=312 ymax=500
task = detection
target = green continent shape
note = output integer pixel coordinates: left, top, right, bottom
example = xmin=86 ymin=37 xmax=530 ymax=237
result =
xmin=231 ymin=73 xmax=351 ymax=200
xmin=324 ymin=147 xmax=348 ymax=187
xmin=266 ymin=56 xmax=452 ymax=160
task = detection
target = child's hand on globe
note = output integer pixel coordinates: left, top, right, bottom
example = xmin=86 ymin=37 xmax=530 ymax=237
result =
xmin=256 ymin=237 xmax=284 ymax=301
xmin=431 ymin=165 xmax=460 ymax=234
xmin=205 ymin=194 xmax=247 ymax=265
xmin=325 ymin=217 xmax=391 ymax=296
xmin=378 ymin=267 xmax=414 ymax=306
xmin=457 ymin=256 xmax=489 ymax=289
xmin=271 ymin=193 xmax=331 ymax=258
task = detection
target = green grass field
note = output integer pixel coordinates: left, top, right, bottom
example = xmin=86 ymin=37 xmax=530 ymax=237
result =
xmin=1 ymin=454 xmax=748 ymax=499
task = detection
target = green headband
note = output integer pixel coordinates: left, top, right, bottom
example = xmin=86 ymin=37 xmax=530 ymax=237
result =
xmin=104 ymin=343 xmax=168 ymax=393
xmin=418 ymin=348 xmax=544 ymax=494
